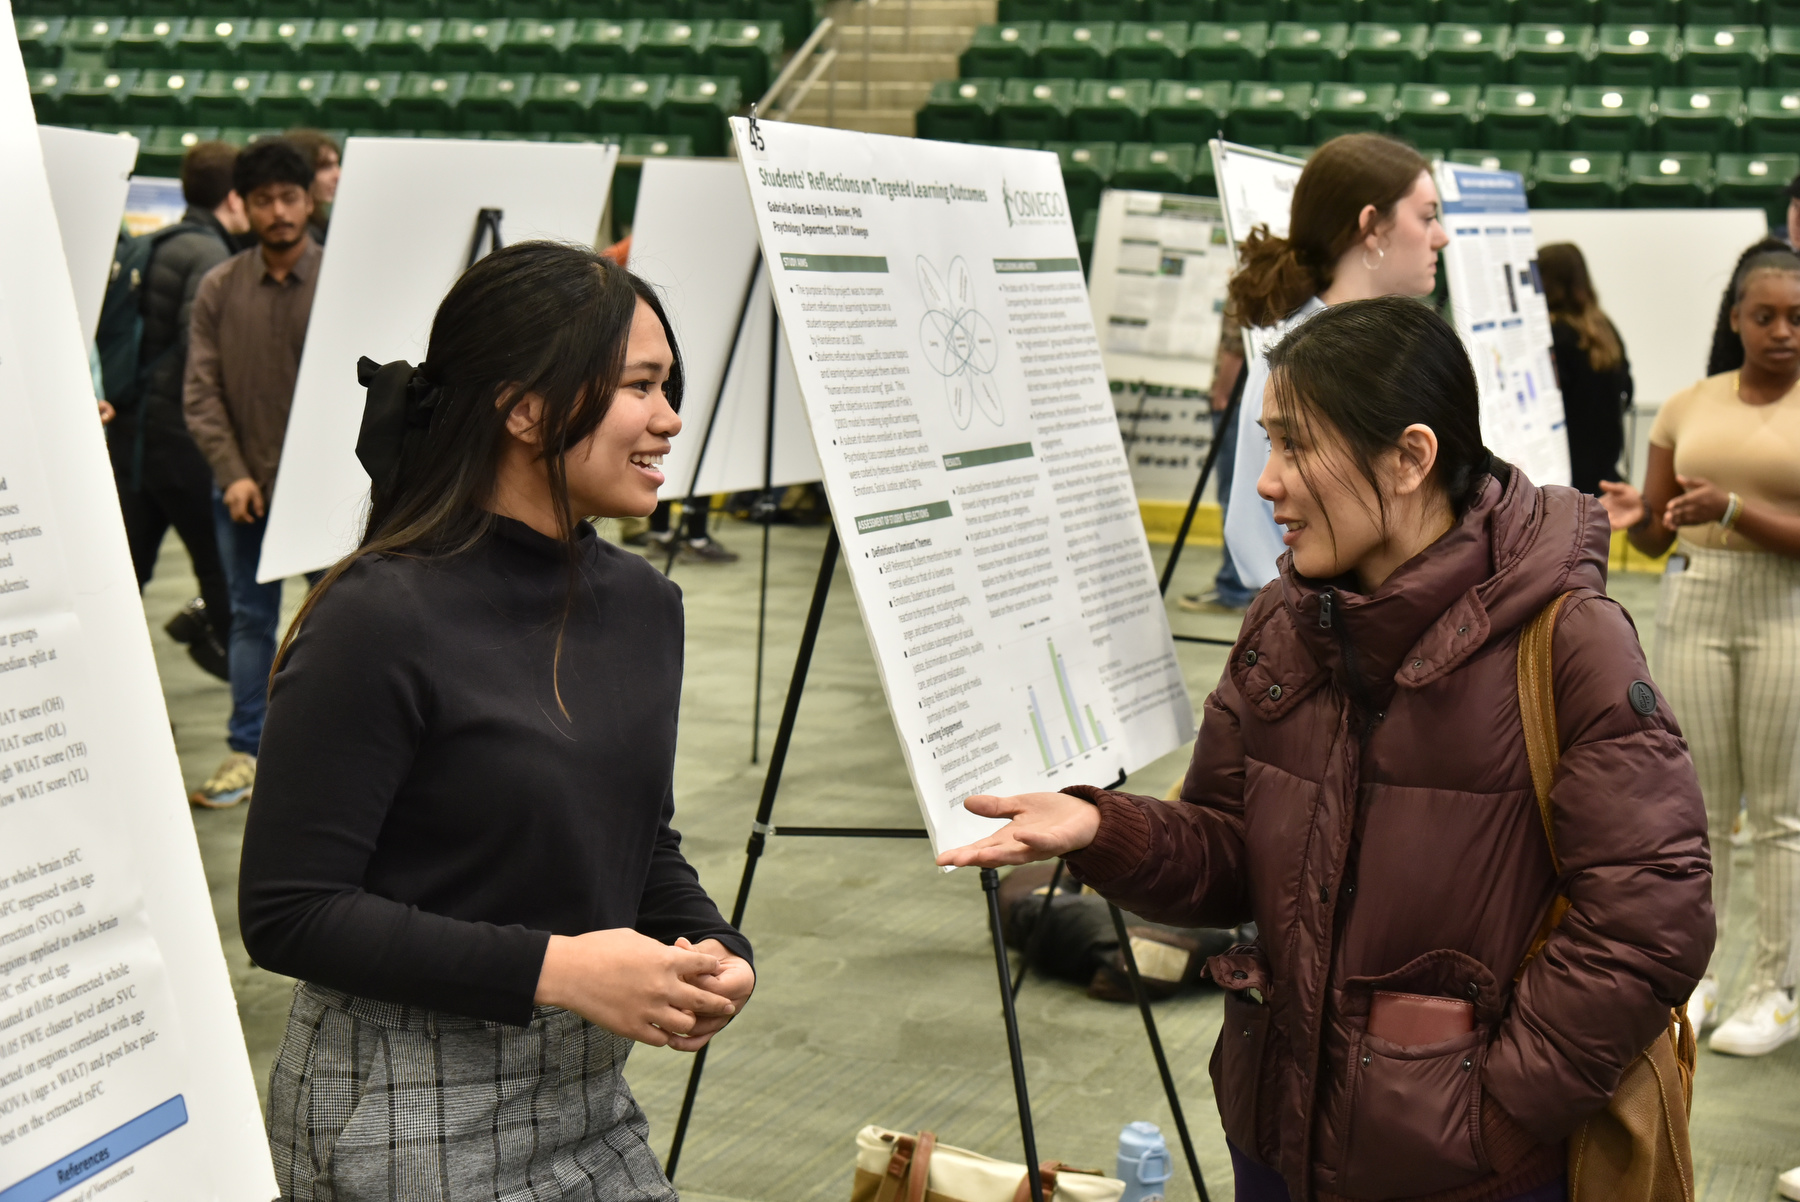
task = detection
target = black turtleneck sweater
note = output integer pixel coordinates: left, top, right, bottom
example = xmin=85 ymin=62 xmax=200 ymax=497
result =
xmin=238 ymin=518 xmax=749 ymax=1027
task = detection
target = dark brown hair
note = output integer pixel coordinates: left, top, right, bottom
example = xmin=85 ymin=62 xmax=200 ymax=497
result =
xmin=283 ymin=127 xmax=340 ymax=169
xmin=180 ymin=140 xmax=238 ymax=210
xmin=1227 ymin=134 xmax=1430 ymax=328
xmin=1538 ymin=242 xmax=1622 ymax=372
xmin=1264 ymin=297 xmax=1491 ymax=552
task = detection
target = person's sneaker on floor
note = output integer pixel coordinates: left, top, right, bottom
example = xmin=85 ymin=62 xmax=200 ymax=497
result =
xmin=1686 ymin=974 xmax=1720 ymax=1034
xmin=677 ymin=537 xmax=739 ymax=564
xmin=1709 ymin=985 xmax=1799 ymax=1056
xmin=1779 ymin=1164 xmax=1800 ymax=1200
xmin=191 ymin=751 xmax=256 ymax=809
xmin=164 ymin=596 xmax=210 ymax=645
xmin=1177 ymin=590 xmax=1247 ymax=614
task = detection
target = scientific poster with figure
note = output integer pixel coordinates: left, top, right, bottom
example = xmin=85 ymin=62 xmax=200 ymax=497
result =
xmin=0 ymin=19 xmax=275 ymax=1202
xmin=731 ymin=117 xmax=1195 ymax=854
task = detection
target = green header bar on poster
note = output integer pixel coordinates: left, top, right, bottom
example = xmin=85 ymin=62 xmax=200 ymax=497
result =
xmin=943 ymin=442 xmax=1034 ymax=471
xmin=854 ymin=500 xmax=953 ymax=533
xmin=992 ymin=258 xmax=1082 ymax=273
xmin=780 ymin=253 xmax=890 ymax=273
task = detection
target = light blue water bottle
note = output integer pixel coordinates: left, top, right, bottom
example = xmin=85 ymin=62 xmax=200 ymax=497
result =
xmin=1116 ymin=1121 xmax=1172 ymax=1202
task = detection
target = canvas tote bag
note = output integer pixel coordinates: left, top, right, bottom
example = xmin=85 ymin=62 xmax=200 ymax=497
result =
xmin=850 ymin=1126 xmax=1126 ymax=1202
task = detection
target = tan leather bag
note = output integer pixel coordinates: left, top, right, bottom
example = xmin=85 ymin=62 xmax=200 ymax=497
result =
xmin=1516 ymin=593 xmax=1698 ymax=1202
xmin=849 ymin=1126 xmax=1126 ymax=1202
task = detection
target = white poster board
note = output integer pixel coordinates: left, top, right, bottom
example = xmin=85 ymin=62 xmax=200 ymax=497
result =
xmin=38 ymin=125 xmax=138 ymax=343
xmin=258 ymin=137 xmax=618 ymax=582
xmin=626 ymin=158 xmax=821 ymax=498
xmin=733 ymin=118 xmax=1195 ymax=853
xmin=1435 ymin=162 xmax=1570 ymax=487
xmin=0 ymin=22 xmax=275 ymax=1202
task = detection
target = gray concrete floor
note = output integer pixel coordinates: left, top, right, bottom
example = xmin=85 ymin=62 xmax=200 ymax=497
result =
xmin=140 ymin=521 xmax=1795 ymax=1201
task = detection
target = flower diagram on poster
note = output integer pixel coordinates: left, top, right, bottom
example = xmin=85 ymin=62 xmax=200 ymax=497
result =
xmin=917 ymin=254 xmax=1004 ymax=430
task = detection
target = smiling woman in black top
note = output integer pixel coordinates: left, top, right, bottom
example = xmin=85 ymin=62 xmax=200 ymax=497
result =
xmin=239 ymin=241 xmax=751 ymax=1201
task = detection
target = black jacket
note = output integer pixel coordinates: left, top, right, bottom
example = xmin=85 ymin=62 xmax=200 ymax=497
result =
xmin=1552 ymin=318 xmax=1633 ymax=495
xmin=136 ymin=206 xmax=233 ymax=436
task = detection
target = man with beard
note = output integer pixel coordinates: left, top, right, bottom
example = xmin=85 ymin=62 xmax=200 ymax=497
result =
xmin=183 ymin=138 xmax=322 ymax=809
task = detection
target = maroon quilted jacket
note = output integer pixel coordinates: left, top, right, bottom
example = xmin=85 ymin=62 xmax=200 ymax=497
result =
xmin=1065 ymin=467 xmax=1713 ymax=1202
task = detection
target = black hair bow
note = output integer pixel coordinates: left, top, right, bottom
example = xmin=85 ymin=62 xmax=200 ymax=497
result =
xmin=355 ymin=355 xmax=441 ymax=499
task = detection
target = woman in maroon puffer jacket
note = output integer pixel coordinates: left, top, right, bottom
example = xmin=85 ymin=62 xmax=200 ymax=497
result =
xmin=941 ymin=298 xmax=1714 ymax=1202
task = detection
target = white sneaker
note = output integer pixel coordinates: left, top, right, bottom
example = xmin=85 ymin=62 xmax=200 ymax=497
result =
xmin=1686 ymin=975 xmax=1720 ymax=1034
xmin=1779 ymin=1165 xmax=1800 ymax=1201
xmin=1709 ymin=986 xmax=1800 ymax=1056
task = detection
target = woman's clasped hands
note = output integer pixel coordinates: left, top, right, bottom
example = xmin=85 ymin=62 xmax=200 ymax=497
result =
xmin=934 ymin=791 xmax=1102 ymax=869
xmin=534 ymin=928 xmax=754 ymax=1052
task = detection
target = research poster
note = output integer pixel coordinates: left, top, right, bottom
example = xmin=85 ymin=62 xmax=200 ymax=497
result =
xmin=1210 ymin=141 xmax=1306 ymax=360
xmin=1434 ymin=162 xmax=1571 ymax=487
xmin=731 ymin=117 xmax=1195 ymax=853
xmin=0 ymin=19 xmax=275 ymax=1201
xmin=1086 ymin=189 xmax=1234 ymax=503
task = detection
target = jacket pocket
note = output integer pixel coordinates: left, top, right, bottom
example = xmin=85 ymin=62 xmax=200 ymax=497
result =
xmin=1210 ymin=988 xmax=1270 ymax=1157
xmin=1338 ymin=1026 xmax=1488 ymax=1199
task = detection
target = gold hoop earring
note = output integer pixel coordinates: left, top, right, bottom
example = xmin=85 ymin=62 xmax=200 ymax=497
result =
xmin=1362 ymin=246 xmax=1386 ymax=272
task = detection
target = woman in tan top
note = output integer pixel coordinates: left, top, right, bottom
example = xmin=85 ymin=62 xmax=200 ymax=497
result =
xmin=1601 ymin=246 xmax=1800 ymax=1060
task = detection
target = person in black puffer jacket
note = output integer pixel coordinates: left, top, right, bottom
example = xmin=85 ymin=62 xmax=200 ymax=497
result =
xmin=108 ymin=140 xmax=250 ymax=674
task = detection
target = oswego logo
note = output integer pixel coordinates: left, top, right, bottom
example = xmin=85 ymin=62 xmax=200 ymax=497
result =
xmin=1001 ymin=178 xmax=1066 ymax=227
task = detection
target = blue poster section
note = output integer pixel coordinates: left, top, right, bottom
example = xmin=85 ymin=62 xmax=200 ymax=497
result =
xmin=0 ymin=1095 xmax=187 ymax=1202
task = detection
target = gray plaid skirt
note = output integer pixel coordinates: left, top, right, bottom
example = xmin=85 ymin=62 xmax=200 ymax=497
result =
xmin=266 ymin=982 xmax=680 ymax=1202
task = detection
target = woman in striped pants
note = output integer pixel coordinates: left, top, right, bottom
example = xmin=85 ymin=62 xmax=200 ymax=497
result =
xmin=1601 ymin=245 xmax=1800 ymax=1059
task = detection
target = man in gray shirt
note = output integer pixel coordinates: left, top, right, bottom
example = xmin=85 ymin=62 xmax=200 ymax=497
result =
xmin=184 ymin=138 xmax=322 ymax=808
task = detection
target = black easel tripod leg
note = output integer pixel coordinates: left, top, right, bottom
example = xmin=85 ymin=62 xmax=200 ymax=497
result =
xmin=1157 ymin=368 xmax=1245 ymax=599
xmin=984 ymin=868 xmax=1046 ymax=1202
xmin=1107 ymin=903 xmax=1210 ymax=1202
xmin=664 ymin=526 xmax=841 ymax=1181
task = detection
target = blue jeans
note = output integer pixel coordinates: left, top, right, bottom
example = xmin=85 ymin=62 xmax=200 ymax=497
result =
xmin=211 ymin=490 xmax=285 ymax=755
xmin=1210 ymin=407 xmax=1256 ymax=608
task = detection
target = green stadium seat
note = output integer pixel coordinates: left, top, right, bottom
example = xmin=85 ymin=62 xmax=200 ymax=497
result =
xmin=1219 ymin=0 xmax=1288 ymax=20
xmin=1695 ymin=0 xmax=1764 ymax=21
xmin=590 ymin=72 xmax=664 ymax=133
xmin=122 ymin=69 xmax=202 ymax=124
xmin=962 ymin=22 xmax=1043 ymax=77
xmin=1345 ymin=23 xmax=1428 ymax=83
xmin=1112 ymin=21 xmax=1188 ymax=78
xmin=701 ymin=19 xmax=778 ymax=95
xmin=62 ymin=71 xmax=135 ymax=126
xmin=254 ymin=70 xmax=332 ymax=123
xmin=1747 ymin=86 xmax=1800 ymax=150
xmin=1715 ymin=151 xmax=1800 ymax=218
xmin=518 ymin=71 xmax=597 ymax=128
xmin=498 ymin=17 xmax=573 ymax=69
xmin=218 ymin=124 xmax=284 ymax=144
xmin=1600 ymin=0 xmax=1673 ymax=18
xmin=1186 ymin=21 xmax=1268 ymax=79
xmin=1046 ymin=140 xmax=1117 ymax=215
xmin=237 ymin=18 xmax=314 ymax=70
xmin=751 ymin=0 xmax=817 ymax=47
xmin=302 ymin=18 xmax=376 ymax=69
xmin=28 ymin=68 xmax=70 ymax=123
xmin=17 ymin=17 xmax=66 ymax=69
xmin=385 ymin=0 xmax=442 ymax=19
xmin=433 ymin=18 xmax=507 ymax=70
xmin=1533 ymin=149 xmax=1624 ymax=203
xmin=456 ymin=70 xmax=531 ymax=127
xmin=1077 ymin=0 xmax=1146 ymax=19
xmin=1038 ymin=21 xmax=1116 ymax=77
xmin=1681 ymin=27 xmax=1766 ymax=88
xmin=57 ymin=17 xmax=124 ymax=60
xmin=1516 ymin=0 xmax=1596 ymax=22
xmin=1365 ymin=0 xmax=1435 ymax=19
xmin=997 ymin=76 xmax=1078 ymax=138
xmin=635 ymin=19 xmax=713 ymax=76
xmin=315 ymin=0 xmax=381 ymax=20
xmin=1266 ymin=21 xmax=1346 ymax=81
xmin=1428 ymin=25 xmax=1510 ymax=85
xmin=1655 ymin=85 xmax=1744 ymax=149
xmin=1481 ymin=82 xmax=1564 ymax=147
xmin=440 ymin=0 xmax=498 ymax=22
xmin=1148 ymin=0 xmax=1215 ymax=17
xmin=505 ymin=0 xmax=561 ymax=16
xmin=1226 ymin=79 xmax=1313 ymax=140
xmin=659 ymin=74 xmax=737 ymax=153
xmin=1566 ymin=83 xmax=1653 ymax=148
xmin=1625 ymin=149 xmax=1712 ymax=203
xmin=1594 ymin=25 xmax=1679 ymax=87
xmin=138 ymin=126 xmax=224 ymax=175
xmin=389 ymin=69 xmax=466 ymax=124
xmin=190 ymin=69 xmax=268 ymax=123
xmin=112 ymin=17 xmax=184 ymax=69
xmin=1147 ymin=77 xmax=1231 ymax=138
xmin=692 ymin=0 xmax=748 ymax=14
xmin=365 ymin=17 xmax=441 ymax=70
xmin=1768 ymin=27 xmax=1800 ymax=87
xmin=917 ymin=78 xmax=1001 ymax=140
xmin=319 ymin=70 xmax=401 ymax=125
xmin=1394 ymin=81 xmax=1479 ymax=145
xmin=1438 ymin=0 xmax=1511 ymax=21
xmin=1110 ymin=139 xmax=1198 ymax=189
xmin=566 ymin=18 xmax=642 ymax=72
xmin=1293 ymin=0 xmax=1357 ymax=18
xmin=174 ymin=18 xmax=250 ymax=69
xmin=1449 ymin=145 xmax=1533 ymax=171
xmin=1070 ymin=78 xmax=1150 ymax=137
xmin=1510 ymin=24 xmax=1594 ymax=86
xmin=1311 ymin=80 xmax=1395 ymax=135
xmin=1000 ymin=0 xmax=1073 ymax=20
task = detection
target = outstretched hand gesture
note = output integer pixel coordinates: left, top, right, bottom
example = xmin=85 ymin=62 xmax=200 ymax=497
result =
xmin=934 ymin=791 xmax=1101 ymax=870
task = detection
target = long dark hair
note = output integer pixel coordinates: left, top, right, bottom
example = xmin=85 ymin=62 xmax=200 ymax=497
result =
xmin=1539 ymin=242 xmax=1623 ymax=373
xmin=1264 ymin=297 xmax=1491 ymax=551
xmin=275 ymin=240 xmax=684 ymax=682
xmin=1227 ymin=134 xmax=1429 ymax=328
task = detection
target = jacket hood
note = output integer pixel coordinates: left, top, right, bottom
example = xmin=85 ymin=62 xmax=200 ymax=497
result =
xmin=1232 ymin=466 xmax=1611 ymax=722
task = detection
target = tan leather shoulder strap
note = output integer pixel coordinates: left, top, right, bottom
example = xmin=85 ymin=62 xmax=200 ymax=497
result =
xmin=1517 ymin=592 xmax=1576 ymax=875
xmin=906 ymin=1132 xmax=936 ymax=1202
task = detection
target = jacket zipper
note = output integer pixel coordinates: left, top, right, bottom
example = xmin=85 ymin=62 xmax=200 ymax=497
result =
xmin=1321 ymin=587 xmax=1378 ymax=739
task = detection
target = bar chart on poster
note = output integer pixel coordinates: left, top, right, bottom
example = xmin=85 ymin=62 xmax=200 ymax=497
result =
xmin=731 ymin=117 xmax=1195 ymax=854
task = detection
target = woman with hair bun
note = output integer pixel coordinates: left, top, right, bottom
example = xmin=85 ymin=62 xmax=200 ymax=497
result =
xmin=1216 ymin=134 xmax=1450 ymax=596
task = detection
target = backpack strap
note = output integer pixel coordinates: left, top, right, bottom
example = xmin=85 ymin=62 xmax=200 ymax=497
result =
xmin=1515 ymin=592 xmax=1577 ymax=978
